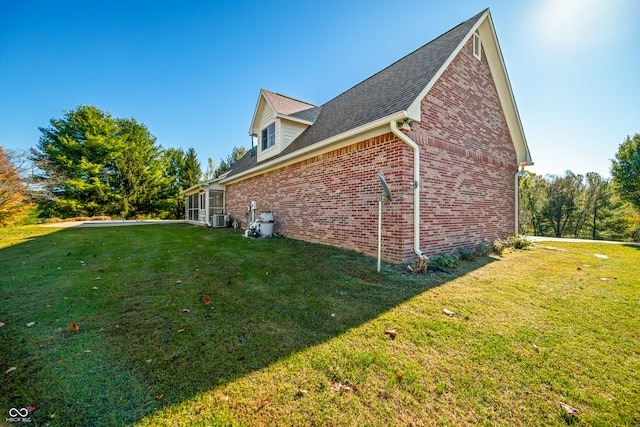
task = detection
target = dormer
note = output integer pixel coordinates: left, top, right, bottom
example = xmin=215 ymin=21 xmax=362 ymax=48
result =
xmin=249 ymin=89 xmax=320 ymax=162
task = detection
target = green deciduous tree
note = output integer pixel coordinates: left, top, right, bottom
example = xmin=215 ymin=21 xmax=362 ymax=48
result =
xmin=519 ymin=170 xmax=637 ymax=241
xmin=518 ymin=171 xmax=548 ymax=236
xmin=611 ymin=133 xmax=640 ymax=211
xmin=0 ymin=147 xmax=33 ymax=226
xmin=543 ymin=171 xmax=583 ymax=238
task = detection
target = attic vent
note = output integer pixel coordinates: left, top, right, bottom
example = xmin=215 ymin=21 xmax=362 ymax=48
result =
xmin=473 ymin=32 xmax=482 ymax=60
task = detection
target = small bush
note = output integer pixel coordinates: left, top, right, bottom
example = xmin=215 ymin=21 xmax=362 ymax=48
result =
xmin=74 ymin=216 xmax=93 ymax=222
xmin=506 ymin=235 xmax=532 ymax=249
xmin=431 ymin=253 xmax=460 ymax=269
xmin=43 ymin=218 xmax=62 ymax=224
xmin=492 ymin=240 xmax=506 ymax=255
xmin=493 ymin=235 xmax=532 ymax=254
xmin=457 ymin=246 xmax=477 ymax=262
xmin=91 ymin=216 xmax=111 ymax=221
xmin=475 ymin=242 xmax=492 ymax=256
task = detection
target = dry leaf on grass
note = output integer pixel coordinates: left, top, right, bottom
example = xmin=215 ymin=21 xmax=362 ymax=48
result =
xmin=559 ymin=402 xmax=580 ymax=416
xmin=177 ymin=329 xmax=185 ymax=333
xmin=26 ymin=322 xmax=35 ymax=327
xmin=384 ymin=329 xmax=398 ymax=339
xmin=330 ymin=382 xmax=352 ymax=393
xmin=155 ymin=394 xmax=164 ymax=400
xmin=5 ymin=366 xmax=17 ymax=374
xmin=70 ymin=322 xmax=79 ymax=332
xmin=443 ymin=309 xmax=455 ymax=316
xmin=0 ymin=322 xmax=5 ymax=328
xmin=182 ymin=308 xmax=191 ymax=313
xmin=203 ymin=297 xmax=211 ymax=305
xmin=257 ymin=396 xmax=271 ymax=410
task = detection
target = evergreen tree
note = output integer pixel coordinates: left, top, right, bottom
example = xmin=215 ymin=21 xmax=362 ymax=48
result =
xmin=34 ymin=105 xmax=120 ymax=217
xmin=182 ymin=147 xmax=202 ymax=189
xmin=215 ymin=145 xmax=247 ymax=177
xmin=33 ymin=105 xmax=173 ymax=219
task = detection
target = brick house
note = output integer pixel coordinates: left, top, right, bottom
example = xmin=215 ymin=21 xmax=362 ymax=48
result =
xmin=186 ymin=8 xmax=533 ymax=264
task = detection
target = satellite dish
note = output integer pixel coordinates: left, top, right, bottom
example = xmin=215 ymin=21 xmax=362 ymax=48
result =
xmin=377 ymin=173 xmax=393 ymax=202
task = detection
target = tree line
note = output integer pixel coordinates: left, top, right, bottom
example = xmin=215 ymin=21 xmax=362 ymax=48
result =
xmin=518 ymin=134 xmax=640 ymax=242
xmin=0 ymin=105 xmax=247 ymax=224
xmin=1 ymin=105 xmax=638 ymax=238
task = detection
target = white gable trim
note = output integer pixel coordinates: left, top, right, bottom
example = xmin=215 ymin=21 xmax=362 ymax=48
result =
xmin=407 ymin=10 xmax=532 ymax=166
xmin=248 ymin=90 xmax=274 ymax=137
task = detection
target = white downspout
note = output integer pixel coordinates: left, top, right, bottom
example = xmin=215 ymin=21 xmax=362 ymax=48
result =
xmin=514 ymin=163 xmax=528 ymax=235
xmin=389 ymin=120 xmax=428 ymax=261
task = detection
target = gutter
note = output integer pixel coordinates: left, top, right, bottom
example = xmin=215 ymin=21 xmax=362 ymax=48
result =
xmin=389 ymin=119 xmax=428 ymax=261
xmin=221 ymin=111 xmax=407 ymax=184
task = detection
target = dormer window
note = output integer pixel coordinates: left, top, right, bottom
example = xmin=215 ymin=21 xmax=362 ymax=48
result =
xmin=262 ymin=123 xmax=275 ymax=150
xmin=473 ymin=32 xmax=481 ymax=60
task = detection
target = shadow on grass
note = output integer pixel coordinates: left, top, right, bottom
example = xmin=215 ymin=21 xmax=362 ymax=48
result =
xmin=0 ymin=225 xmax=496 ymax=426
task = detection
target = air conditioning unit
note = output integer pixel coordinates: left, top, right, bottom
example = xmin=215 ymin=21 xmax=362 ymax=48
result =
xmin=212 ymin=214 xmax=226 ymax=228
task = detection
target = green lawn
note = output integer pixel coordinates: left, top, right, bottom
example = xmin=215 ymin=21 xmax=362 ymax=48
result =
xmin=1 ymin=225 xmax=638 ymax=426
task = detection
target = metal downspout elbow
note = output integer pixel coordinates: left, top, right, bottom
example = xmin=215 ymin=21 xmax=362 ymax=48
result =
xmin=389 ymin=120 xmax=427 ymax=260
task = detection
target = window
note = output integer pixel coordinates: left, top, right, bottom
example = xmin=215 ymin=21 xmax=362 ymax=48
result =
xmin=473 ymin=32 xmax=481 ymax=60
xmin=261 ymin=123 xmax=275 ymax=150
xmin=187 ymin=193 xmax=199 ymax=221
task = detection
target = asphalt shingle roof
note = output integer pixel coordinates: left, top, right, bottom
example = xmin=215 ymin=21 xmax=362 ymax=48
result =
xmin=226 ymin=9 xmax=486 ymax=180
xmin=261 ymin=89 xmax=317 ymax=116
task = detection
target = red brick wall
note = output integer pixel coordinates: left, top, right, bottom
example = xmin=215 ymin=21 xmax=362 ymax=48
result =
xmin=225 ymin=134 xmax=415 ymax=262
xmin=225 ymin=37 xmax=517 ymax=264
xmin=411 ymin=37 xmax=518 ymax=255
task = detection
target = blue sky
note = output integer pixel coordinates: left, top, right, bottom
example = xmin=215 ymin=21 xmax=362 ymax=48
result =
xmin=1 ymin=0 xmax=638 ymax=178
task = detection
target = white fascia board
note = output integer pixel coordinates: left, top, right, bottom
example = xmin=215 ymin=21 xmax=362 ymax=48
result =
xmin=182 ymin=183 xmax=207 ymax=196
xmin=181 ymin=177 xmax=227 ymax=195
xmin=480 ymin=14 xmax=533 ymax=165
xmin=407 ymin=9 xmax=532 ymax=166
xmin=276 ymin=113 xmax=314 ymax=126
xmin=248 ymin=90 xmax=272 ymax=136
xmin=407 ymin=10 xmax=489 ymax=120
xmin=221 ymin=111 xmax=407 ymax=184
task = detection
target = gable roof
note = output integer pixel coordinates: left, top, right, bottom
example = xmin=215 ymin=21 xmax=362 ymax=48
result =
xmin=261 ymin=89 xmax=316 ymax=116
xmin=225 ymin=8 xmax=531 ymax=182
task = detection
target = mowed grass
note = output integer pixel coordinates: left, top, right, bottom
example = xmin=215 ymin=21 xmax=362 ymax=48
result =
xmin=0 ymin=225 xmax=638 ymax=426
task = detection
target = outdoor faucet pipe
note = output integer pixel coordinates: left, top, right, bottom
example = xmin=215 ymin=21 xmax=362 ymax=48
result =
xmin=389 ymin=119 xmax=428 ymax=261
